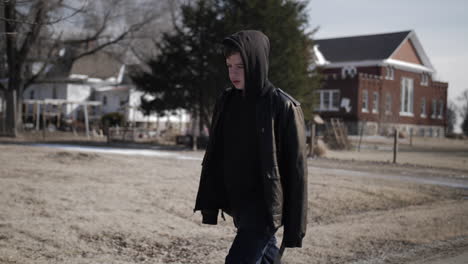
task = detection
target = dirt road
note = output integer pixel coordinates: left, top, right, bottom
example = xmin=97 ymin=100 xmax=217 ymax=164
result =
xmin=0 ymin=143 xmax=467 ymax=263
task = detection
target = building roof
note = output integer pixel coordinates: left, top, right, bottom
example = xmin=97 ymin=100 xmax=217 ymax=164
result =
xmin=70 ymin=51 xmax=122 ymax=80
xmin=314 ymin=30 xmax=435 ymax=73
xmin=315 ymin=30 xmax=412 ymax=62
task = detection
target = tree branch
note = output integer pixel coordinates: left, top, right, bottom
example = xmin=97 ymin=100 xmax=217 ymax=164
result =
xmin=71 ymin=15 xmax=156 ymax=61
xmin=22 ymin=32 xmax=63 ymax=91
xmin=17 ymin=1 xmax=46 ymax=66
xmin=62 ymin=7 xmax=112 ymax=45
xmin=45 ymin=0 xmax=88 ymax=25
xmin=0 ymin=17 xmax=38 ymax=25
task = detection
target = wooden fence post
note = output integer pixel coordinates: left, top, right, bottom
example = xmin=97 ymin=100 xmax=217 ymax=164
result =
xmin=393 ymin=128 xmax=398 ymax=164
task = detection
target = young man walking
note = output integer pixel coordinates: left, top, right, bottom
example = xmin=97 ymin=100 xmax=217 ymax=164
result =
xmin=194 ymin=30 xmax=308 ymax=263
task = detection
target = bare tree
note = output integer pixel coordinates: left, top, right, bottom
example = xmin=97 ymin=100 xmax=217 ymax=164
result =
xmin=446 ymin=101 xmax=458 ymax=135
xmin=458 ymin=89 xmax=468 ymax=136
xmin=0 ymin=0 xmax=173 ymax=137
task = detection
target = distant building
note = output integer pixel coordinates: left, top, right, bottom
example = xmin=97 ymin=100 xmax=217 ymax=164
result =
xmin=24 ymin=50 xmax=189 ymax=132
xmin=313 ymin=30 xmax=448 ymax=137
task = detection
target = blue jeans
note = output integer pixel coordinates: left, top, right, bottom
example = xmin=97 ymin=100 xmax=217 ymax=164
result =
xmin=225 ymin=202 xmax=280 ymax=264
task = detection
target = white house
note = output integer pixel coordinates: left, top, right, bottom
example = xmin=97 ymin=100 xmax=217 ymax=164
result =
xmin=24 ymin=50 xmax=190 ymax=133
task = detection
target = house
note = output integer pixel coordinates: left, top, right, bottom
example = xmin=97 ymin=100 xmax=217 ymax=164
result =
xmin=24 ymin=50 xmax=190 ymax=133
xmin=313 ymin=30 xmax=448 ymax=137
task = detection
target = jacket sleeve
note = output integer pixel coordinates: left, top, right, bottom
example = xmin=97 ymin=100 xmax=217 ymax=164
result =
xmin=281 ymin=104 xmax=308 ymax=248
xmin=202 ymin=209 xmax=219 ymax=225
xmin=194 ymin=90 xmax=227 ymax=221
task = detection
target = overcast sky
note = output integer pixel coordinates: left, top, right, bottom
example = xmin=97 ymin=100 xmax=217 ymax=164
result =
xmin=308 ymin=0 xmax=468 ymax=107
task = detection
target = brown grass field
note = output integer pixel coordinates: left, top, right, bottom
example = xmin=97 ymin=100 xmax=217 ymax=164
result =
xmin=0 ymin=136 xmax=467 ymax=263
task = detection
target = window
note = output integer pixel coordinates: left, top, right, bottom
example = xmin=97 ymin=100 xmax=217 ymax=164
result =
xmin=103 ymin=96 xmax=107 ymax=106
xmin=332 ymin=91 xmax=340 ymax=109
xmin=362 ymin=90 xmax=369 ymax=112
xmin=385 ymin=93 xmax=392 ymax=114
xmin=315 ymin=90 xmax=340 ymax=111
xmin=52 ymin=86 xmax=57 ymax=99
xmin=372 ymin=92 xmax=379 ymax=113
xmin=30 ymin=90 xmax=35 ymax=100
xmin=419 ymin=128 xmax=425 ymax=137
xmin=421 ymin=72 xmax=429 ymax=86
xmin=420 ymin=97 xmax=426 ymax=117
xmin=400 ymin=77 xmax=414 ymax=116
xmin=431 ymin=99 xmax=437 ymax=118
xmin=385 ymin=66 xmax=394 ymax=80
xmin=438 ymin=100 xmax=444 ymax=119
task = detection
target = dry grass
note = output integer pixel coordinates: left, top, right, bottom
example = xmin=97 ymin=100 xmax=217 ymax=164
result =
xmin=328 ymin=136 xmax=468 ymax=172
xmin=0 ymin=143 xmax=467 ymax=264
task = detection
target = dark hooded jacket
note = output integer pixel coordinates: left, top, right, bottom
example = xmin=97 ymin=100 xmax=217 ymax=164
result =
xmin=194 ymin=30 xmax=308 ymax=248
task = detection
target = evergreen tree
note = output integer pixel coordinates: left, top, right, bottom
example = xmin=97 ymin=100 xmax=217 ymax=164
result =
xmin=445 ymin=102 xmax=457 ymax=135
xmin=131 ymin=0 xmax=226 ymax=130
xmin=132 ymin=0 xmax=321 ymax=133
xmin=458 ymin=90 xmax=468 ymax=136
xmin=462 ymin=109 xmax=468 ymax=136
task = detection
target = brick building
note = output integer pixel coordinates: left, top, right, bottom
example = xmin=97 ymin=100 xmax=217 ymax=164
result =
xmin=313 ymin=30 xmax=448 ymax=137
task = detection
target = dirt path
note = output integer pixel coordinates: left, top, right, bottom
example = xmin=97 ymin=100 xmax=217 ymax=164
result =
xmin=0 ymin=143 xmax=467 ymax=263
xmin=409 ymin=248 xmax=468 ymax=264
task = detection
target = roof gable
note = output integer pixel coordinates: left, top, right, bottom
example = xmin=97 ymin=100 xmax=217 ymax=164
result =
xmin=314 ymin=30 xmax=435 ymax=73
xmin=391 ymin=38 xmax=423 ymax=65
xmin=315 ymin=31 xmax=411 ymax=62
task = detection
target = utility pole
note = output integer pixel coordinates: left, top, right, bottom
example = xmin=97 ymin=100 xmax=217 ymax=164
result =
xmin=393 ymin=128 xmax=398 ymax=164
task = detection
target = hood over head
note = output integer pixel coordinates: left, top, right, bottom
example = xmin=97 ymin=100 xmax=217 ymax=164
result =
xmin=223 ymin=30 xmax=273 ymax=99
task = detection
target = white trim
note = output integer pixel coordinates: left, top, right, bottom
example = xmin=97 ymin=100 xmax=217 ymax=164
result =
xmin=385 ymin=66 xmax=394 ymax=80
xmin=400 ymin=77 xmax=414 ymax=116
xmin=421 ymin=72 xmax=429 ymax=86
xmin=317 ymin=58 xmax=434 ymax=74
xmin=407 ymin=31 xmax=435 ymax=70
xmin=372 ymin=91 xmax=379 ymax=114
xmin=315 ymin=89 xmax=340 ymax=112
xmin=438 ymin=100 xmax=444 ymax=119
xmin=384 ymin=59 xmax=434 ymax=73
xmin=361 ymin=90 xmax=369 ymax=112
xmin=313 ymin=45 xmax=329 ymax=65
xmin=387 ymin=30 xmax=435 ymax=71
xmin=399 ymin=112 xmax=414 ymax=117
xmin=420 ymin=97 xmax=427 ymax=117
xmin=117 ymin=65 xmax=126 ymax=84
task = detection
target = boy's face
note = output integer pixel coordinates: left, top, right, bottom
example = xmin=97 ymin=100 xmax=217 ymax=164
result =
xmin=226 ymin=52 xmax=245 ymax=90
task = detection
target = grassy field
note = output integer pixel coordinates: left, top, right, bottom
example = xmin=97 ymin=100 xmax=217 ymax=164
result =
xmin=0 ymin=136 xmax=467 ymax=263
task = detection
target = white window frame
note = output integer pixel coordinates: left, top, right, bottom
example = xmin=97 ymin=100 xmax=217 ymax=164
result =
xmin=431 ymin=99 xmax=437 ymax=119
xmin=420 ymin=97 xmax=426 ymax=118
xmin=385 ymin=92 xmax=392 ymax=115
xmin=438 ymin=100 xmax=444 ymax=119
xmin=399 ymin=77 xmax=414 ymax=116
xmin=315 ymin=90 xmax=340 ymax=112
xmin=372 ymin=92 xmax=379 ymax=114
xmin=385 ymin=66 xmax=394 ymax=80
xmin=362 ymin=90 xmax=369 ymax=113
xmin=421 ymin=72 xmax=429 ymax=86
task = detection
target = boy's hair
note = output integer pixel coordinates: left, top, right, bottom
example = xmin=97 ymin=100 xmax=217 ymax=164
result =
xmin=223 ymin=42 xmax=240 ymax=58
